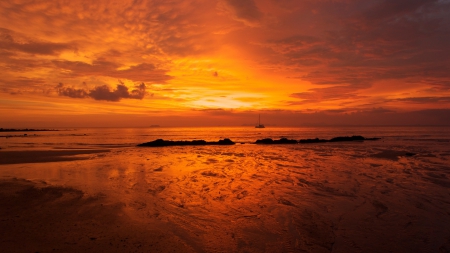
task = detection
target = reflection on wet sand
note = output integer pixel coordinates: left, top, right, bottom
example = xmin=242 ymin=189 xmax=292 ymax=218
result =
xmin=0 ymin=178 xmax=196 ymax=253
xmin=1 ymin=143 xmax=450 ymax=252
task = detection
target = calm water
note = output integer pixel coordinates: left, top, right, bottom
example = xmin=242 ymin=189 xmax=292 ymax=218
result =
xmin=2 ymin=126 xmax=449 ymax=150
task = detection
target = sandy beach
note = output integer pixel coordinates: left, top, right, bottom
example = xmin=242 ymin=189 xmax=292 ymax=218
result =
xmin=1 ymin=141 xmax=450 ymax=252
xmin=0 ymin=178 xmax=196 ymax=253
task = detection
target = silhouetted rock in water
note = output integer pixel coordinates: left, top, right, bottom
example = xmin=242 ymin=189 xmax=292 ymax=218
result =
xmin=300 ymin=136 xmax=381 ymax=143
xmin=139 ymin=136 xmax=379 ymax=147
xmin=279 ymin=138 xmax=298 ymax=144
xmin=299 ymin=138 xmax=328 ymax=144
xmin=255 ymin=138 xmax=274 ymax=144
xmin=329 ymin=135 xmax=365 ymax=142
xmin=138 ymin=138 xmax=235 ymax=147
xmin=217 ymin=138 xmax=235 ymax=145
xmin=255 ymin=138 xmax=298 ymax=144
xmin=137 ymin=139 xmax=205 ymax=147
xmin=364 ymin=137 xmax=382 ymax=141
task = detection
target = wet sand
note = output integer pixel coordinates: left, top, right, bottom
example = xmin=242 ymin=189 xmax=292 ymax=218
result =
xmin=1 ymin=143 xmax=450 ymax=252
xmin=0 ymin=178 xmax=195 ymax=253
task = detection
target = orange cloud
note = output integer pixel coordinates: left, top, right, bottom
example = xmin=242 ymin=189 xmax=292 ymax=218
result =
xmin=218 ymin=0 xmax=263 ymax=26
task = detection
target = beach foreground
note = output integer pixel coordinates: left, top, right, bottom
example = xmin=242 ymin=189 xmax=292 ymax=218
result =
xmin=0 ymin=178 xmax=197 ymax=252
xmin=1 ymin=141 xmax=450 ymax=252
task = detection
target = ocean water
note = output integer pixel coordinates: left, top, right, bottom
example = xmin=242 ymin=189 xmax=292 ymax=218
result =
xmin=1 ymin=126 xmax=450 ymax=252
xmin=2 ymin=126 xmax=450 ymax=150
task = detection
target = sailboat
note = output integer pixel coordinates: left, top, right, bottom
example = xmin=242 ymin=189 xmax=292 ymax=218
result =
xmin=255 ymin=114 xmax=265 ymax=128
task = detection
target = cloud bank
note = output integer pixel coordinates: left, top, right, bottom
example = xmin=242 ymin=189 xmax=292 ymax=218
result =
xmin=56 ymin=82 xmax=147 ymax=102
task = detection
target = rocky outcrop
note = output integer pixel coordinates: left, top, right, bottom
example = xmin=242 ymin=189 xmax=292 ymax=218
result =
xmin=138 ymin=136 xmax=380 ymax=147
xmin=300 ymin=135 xmax=381 ymax=143
xmin=255 ymin=138 xmax=298 ymax=144
xmin=137 ymin=138 xmax=235 ymax=147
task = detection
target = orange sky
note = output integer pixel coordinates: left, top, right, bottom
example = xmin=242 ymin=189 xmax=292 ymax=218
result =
xmin=1 ymin=0 xmax=450 ymax=127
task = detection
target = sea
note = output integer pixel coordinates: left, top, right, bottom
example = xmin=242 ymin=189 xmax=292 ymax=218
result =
xmin=1 ymin=126 xmax=450 ymax=150
xmin=1 ymin=126 xmax=450 ymax=252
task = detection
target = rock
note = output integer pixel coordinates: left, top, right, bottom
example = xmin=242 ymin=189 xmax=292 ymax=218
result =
xmin=276 ymin=138 xmax=298 ymax=144
xmin=217 ymin=138 xmax=235 ymax=145
xmin=299 ymin=138 xmax=328 ymax=144
xmin=255 ymin=138 xmax=274 ymax=144
xmin=255 ymin=138 xmax=298 ymax=144
xmin=300 ymin=136 xmax=381 ymax=143
xmin=329 ymin=135 xmax=365 ymax=142
xmin=138 ymin=139 xmax=235 ymax=147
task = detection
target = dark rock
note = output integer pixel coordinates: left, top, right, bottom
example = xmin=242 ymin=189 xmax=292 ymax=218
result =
xmin=191 ymin=140 xmax=208 ymax=145
xmin=255 ymin=138 xmax=274 ymax=144
xmin=300 ymin=136 xmax=381 ymax=143
xmin=217 ymin=138 xmax=235 ymax=145
xmin=255 ymin=138 xmax=298 ymax=144
xmin=276 ymin=138 xmax=298 ymax=144
xmin=299 ymin=138 xmax=328 ymax=144
xmin=138 ymin=139 xmax=235 ymax=147
xmin=329 ymin=136 xmax=365 ymax=142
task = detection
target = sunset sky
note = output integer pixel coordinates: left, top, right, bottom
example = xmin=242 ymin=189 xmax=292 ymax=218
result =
xmin=1 ymin=0 xmax=450 ymax=127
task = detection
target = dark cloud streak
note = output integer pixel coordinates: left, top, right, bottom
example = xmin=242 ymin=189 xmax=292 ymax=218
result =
xmin=265 ymin=0 xmax=450 ymax=109
xmin=56 ymin=83 xmax=88 ymax=99
xmin=52 ymin=60 xmax=171 ymax=84
xmin=221 ymin=0 xmax=263 ymax=26
xmin=56 ymin=82 xmax=147 ymax=102
xmin=0 ymin=28 xmax=73 ymax=55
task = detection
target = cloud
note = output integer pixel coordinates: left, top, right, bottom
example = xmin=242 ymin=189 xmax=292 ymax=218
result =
xmin=257 ymin=0 xmax=450 ymax=109
xmin=219 ymin=0 xmax=263 ymax=26
xmin=55 ymin=83 xmax=89 ymax=99
xmin=362 ymin=0 xmax=438 ymax=23
xmin=290 ymin=85 xmax=368 ymax=104
xmin=0 ymin=28 xmax=74 ymax=55
xmin=393 ymin=96 xmax=450 ymax=104
xmin=56 ymin=82 xmax=147 ymax=102
xmin=53 ymin=60 xmax=171 ymax=83
xmin=0 ymin=1 xmax=219 ymax=54
xmin=0 ymin=0 xmax=224 ymax=106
